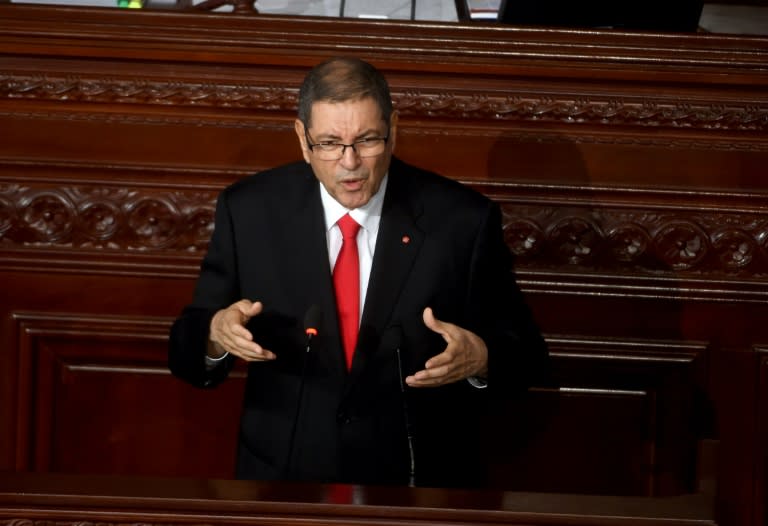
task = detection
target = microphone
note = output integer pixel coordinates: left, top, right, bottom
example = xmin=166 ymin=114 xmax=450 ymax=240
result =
xmin=284 ymin=304 xmax=322 ymax=478
xmin=391 ymin=325 xmax=416 ymax=487
xmin=304 ymin=304 xmax=321 ymax=347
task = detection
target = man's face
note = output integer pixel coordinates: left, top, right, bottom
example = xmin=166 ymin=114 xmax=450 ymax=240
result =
xmin=295 ymin=97 xmax=397 ymax=210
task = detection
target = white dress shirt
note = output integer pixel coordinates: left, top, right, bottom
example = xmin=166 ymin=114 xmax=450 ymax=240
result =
xmin=320 ymin=174 xmax=387 ymax=322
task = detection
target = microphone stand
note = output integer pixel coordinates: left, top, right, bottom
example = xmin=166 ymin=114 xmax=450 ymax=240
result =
xmin=284 ymin=306 xmax=321 ymax=479
xmin=284 ymin=335 xmax=312 ymax=478
xmin=396 ymin=346 xmax=416 ymax=487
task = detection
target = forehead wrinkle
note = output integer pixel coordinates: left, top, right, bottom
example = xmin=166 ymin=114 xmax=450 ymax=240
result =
xmin=309 ymin=101 xmax=384 ymax=141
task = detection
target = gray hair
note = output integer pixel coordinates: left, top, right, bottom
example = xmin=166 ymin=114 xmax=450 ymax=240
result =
xmin=297 ymin=57 xmax=393 ymax=130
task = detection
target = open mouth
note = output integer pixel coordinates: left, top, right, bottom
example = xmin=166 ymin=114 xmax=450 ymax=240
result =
xmin=340 ymin=179 xmax=364 ymax=191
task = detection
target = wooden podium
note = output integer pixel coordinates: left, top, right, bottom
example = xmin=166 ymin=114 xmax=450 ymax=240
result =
xmin=0 ymin=472 xmax=714 ymax=526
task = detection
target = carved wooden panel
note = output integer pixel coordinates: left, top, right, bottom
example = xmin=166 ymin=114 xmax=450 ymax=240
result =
xmin=498 ymin=200 xmax=768 ymax=277
xmin=3 ymin=69 xmax=766 ymax=132
xmin=0 ymin=178 xmax=219 ymax=253
xmin=4 ymin=177 xmax=768 ymax=284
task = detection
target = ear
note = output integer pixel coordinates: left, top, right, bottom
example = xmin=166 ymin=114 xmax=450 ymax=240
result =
xmin=294 ymin=119 xmax=311 ymax=164
xmin=388 ymin=110 xmax=399 ymax=153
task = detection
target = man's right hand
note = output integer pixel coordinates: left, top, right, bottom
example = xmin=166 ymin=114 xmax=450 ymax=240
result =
xmin=208 ymin=300 xmax=276 ymax=362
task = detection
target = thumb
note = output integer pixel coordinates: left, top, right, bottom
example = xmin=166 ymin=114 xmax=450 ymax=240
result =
xmin=238 ymin=300 xmax=263 ymax=323
xmin=246 ymin=300 xmax=263 ymax=319
xmin=422 ymin=306 xmax=448 ymax=337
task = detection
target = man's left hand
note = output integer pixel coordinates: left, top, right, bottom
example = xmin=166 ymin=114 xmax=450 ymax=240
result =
xmin=405 ymin=307 xmax=488 ymax=388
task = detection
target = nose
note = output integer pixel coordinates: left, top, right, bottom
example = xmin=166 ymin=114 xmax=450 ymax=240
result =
xmin=339 ymin=144 xmax=362 ymax=168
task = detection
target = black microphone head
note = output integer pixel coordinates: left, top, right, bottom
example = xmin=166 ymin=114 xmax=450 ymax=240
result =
xmin=304 ymin=304 xmax=322 ymax=337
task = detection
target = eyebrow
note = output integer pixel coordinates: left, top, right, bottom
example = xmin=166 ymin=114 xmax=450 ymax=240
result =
xmin=312 ymin=128 xmax=384 ymax=142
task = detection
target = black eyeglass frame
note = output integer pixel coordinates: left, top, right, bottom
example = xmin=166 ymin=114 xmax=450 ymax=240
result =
xmin=304 ymin=129 xmax=390 ymax=159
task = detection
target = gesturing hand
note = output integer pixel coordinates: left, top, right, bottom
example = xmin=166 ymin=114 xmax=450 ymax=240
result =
xmin=405 ymin=307 xmax=488 ymax=388
xmin=208 ymin=300 xmax=276 ymax=362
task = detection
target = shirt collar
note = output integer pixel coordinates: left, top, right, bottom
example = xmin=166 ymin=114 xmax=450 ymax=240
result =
xmin=320 ymin=173 xmax=388 ymax=234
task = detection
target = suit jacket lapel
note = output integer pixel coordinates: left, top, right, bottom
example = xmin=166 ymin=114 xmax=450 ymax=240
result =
xmin=276 ymin=166 xmax=346 ymax=377
xmin=349 ymin=163 xmax=424 ymax=379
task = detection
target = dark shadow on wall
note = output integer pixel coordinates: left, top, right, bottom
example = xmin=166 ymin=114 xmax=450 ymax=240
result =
xmin=481 ymin=133 xmax=715 ymax=496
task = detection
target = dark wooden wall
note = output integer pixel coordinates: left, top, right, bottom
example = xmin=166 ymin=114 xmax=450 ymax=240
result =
xmin=1 ymin=5 xmax=767 ymax=525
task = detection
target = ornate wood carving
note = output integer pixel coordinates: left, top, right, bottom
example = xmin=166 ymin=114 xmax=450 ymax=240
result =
xmin=2 ymin=73 xmax=766 ymax=132
xmin=500 ymin=203 xmax=768 ymax=275
xmin=0 ymin=183 xmax=216 ymax=253
xmin=3 ymin=181 xmax=768 ymax=282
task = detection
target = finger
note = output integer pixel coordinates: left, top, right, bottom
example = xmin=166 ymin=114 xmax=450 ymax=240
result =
xmin=405 ymin=364 xmax=453 ymax=387
xmin=414 ymin=364 xmax=452 ymax=381
xmin=231 ymin=349 xmax=275 ymax=362
xmin=221 ymin=300 xmax=262 ymax=341
xmin=424 ymin=347 xmax=454 ymax=369
xmin=229 ymin=322 xmax=255 ymax=342
xmin=236 ymin=346 xmax=276 ymax=362
xmin=225 ymin=333 xmax=274 ymax=361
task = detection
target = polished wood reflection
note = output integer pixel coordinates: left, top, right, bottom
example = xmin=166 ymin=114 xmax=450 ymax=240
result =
xmin=0 ymin=472 xmax=716 ymax=526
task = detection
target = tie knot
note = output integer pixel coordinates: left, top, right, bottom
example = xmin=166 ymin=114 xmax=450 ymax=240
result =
xmin=338 ymin=213 xmax=360 ymax=240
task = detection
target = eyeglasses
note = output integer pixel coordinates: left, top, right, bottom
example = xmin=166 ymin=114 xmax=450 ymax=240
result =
xmin=305 ymin=130 xmax=389 ymax=161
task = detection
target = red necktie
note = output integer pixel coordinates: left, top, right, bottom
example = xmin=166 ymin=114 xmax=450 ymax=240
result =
xmin=327 ymin=483 xmax=355 ymax=504
xmin=333 ymin=213 xmax=361 ymax=370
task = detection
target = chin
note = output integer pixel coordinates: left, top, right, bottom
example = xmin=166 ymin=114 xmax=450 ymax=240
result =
xmin=345 ymin=197 xmax=368 ymax=209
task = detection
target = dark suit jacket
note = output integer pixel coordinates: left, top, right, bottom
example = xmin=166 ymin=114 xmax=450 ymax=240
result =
xmin=169 ymin=156 xmax=549 ymax=489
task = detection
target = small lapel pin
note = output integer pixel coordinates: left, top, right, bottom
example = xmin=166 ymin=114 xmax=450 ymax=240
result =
xmin=402 ymin=235 xmax=411 ymax=244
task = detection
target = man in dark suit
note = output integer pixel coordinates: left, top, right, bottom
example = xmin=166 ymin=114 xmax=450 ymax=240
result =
xmin=169 ymin=56 xmax=549 ymax=489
